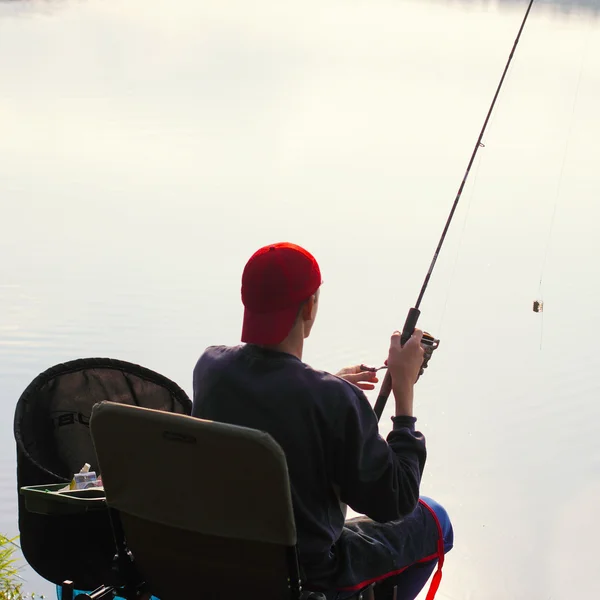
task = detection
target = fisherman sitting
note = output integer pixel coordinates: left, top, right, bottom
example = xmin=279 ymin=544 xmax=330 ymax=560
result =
xmin=192 ymin=242 xmax=453 ymax=600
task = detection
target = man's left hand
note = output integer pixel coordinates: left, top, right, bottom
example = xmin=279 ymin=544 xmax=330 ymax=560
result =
xmin=336 ymin=365 xmax=379 ymax=390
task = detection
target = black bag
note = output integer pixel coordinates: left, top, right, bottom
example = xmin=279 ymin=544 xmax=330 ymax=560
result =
xmin=13 ymin=357 xmax=192 ymax=591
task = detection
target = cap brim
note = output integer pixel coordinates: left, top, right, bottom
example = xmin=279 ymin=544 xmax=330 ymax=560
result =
xmin=241 ymin=305 xmax=299 ymax=345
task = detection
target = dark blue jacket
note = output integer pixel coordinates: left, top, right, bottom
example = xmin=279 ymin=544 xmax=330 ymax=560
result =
xmin=192 ymin=344 xmax=427 ymax=564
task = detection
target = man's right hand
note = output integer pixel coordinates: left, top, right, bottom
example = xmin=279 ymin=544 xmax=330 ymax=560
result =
xmin=386 ymin=329 xmax=425 ymax=417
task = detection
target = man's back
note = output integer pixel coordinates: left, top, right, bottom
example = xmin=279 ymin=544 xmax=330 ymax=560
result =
xmin=192 ymin=343 xmax=427 ymax=565
xmin=190 ymin=242 xmax=452 ymax=598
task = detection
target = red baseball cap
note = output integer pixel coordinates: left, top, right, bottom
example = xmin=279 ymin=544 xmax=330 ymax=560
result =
xmin=241 ymin=242 xmax=322 ymax=345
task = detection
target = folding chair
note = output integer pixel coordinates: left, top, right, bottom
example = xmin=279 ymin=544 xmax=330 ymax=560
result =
xmin=89 ymin=402 xmax=374 ymax=600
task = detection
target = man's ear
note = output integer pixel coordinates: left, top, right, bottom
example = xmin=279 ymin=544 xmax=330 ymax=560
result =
xmin=301 ymin=295 xmax=315 ymax=321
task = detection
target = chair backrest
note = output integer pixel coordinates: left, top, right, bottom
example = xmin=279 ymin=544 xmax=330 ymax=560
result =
xmin=90 ymin=401 xmax=299 ymax=600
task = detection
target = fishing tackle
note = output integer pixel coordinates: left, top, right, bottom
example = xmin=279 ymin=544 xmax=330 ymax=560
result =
xmin=373 ymin=0 xmax=537 ymax=421
xmin=533 ymin=300 xmax=543 ymax=313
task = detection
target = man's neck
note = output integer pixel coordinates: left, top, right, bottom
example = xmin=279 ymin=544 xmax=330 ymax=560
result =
xmin=261 ymin=335 xmax=304 ymax=360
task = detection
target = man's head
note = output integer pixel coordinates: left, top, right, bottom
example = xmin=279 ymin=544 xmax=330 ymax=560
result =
xmin=241 ymin=242 xmax=322 ymax=346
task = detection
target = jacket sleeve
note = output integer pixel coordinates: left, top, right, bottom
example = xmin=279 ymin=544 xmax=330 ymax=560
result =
xmin=332 ymin=384 xmax=427 ymax=522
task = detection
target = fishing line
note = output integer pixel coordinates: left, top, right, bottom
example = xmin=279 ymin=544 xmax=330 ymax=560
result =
xmin=538 ymin=37 xmax=591 ymax=295
xmin=536 ymin=22 xmax=591 ymax=350
xmin=373 ymin=0 xmax=537 ymax=421
xmin=436 ymin=35 xmax=521 ymax=338
xmin=436 ymin=151 xmax=482 ymax=338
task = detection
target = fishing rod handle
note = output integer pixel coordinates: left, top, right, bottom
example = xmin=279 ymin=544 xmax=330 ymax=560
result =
xmin=373 ymin=308 xmax=421 ymax=420
xmin=401 ymin=307 xmax=421 ymax=345
xmin=373 ymin=371 xmax=393 ymax=419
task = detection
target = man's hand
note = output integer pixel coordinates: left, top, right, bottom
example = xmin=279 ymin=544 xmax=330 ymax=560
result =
xmin=387 ymin=329 xmax=425 ymax=417
xmin=336 ymin=365 xmax=379 ymax=390
xmin=387 ymin=329 xmax=425 ymax=386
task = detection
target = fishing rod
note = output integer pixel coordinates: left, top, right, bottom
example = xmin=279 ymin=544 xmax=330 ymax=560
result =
xmin=371 ymin=0 xmax=536 ymax=421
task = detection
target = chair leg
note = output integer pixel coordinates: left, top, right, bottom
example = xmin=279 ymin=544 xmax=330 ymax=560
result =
xmin=358 ymin=584 xmax=376 ymax=600
xmin=73 ymin=586 xmax=117 ymax=600
xmin=61 ymin=581 xmax=74 ymax=600
xmin=361 ymin=583 xmax=396 ymax=600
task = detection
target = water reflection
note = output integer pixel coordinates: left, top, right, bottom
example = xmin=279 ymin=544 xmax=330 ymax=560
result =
xmin=1 ymin=0 xmax=599 ymax=598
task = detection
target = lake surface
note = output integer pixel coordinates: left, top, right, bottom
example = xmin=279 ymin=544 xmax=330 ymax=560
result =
xmin=1 ymin=0 xmax=600 ymax=598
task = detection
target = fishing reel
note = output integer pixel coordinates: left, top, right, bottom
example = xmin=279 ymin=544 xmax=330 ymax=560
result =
xmin=417 ymin=332 xmax=440 ymax=380
xmin=361 ymin=332 xmax=440 ymax=382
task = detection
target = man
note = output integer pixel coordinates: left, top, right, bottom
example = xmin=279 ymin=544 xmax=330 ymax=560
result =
xmin=192 ymin=242 xmax=453 ymax=600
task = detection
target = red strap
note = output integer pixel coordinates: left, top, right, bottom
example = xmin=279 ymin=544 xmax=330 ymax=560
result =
xmin=425 ymin=568 xmax=442 ymax=600
xmin=419 ymin=499 xmax=445 ymax=600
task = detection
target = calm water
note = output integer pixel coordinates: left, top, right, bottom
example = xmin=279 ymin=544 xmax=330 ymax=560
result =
xmin=2 ymin=0 xmax=600 ymax=598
